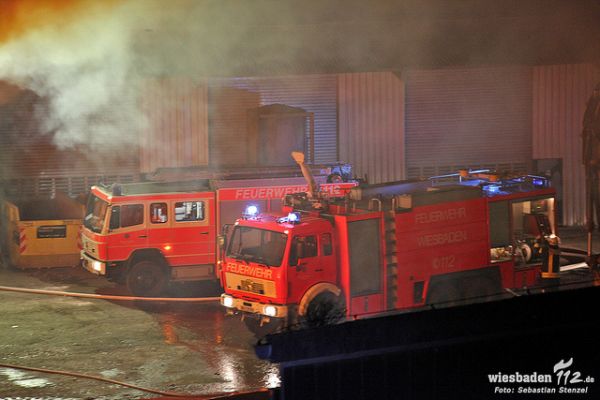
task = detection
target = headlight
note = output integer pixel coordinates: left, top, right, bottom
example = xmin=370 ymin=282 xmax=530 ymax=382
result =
xmin=92 ymin=261 xmax=103 ymax=272
xmin=263 ymin=305 xmax=277 ymax=317
xmin=222 ymin=295 xmax=234 ymax=308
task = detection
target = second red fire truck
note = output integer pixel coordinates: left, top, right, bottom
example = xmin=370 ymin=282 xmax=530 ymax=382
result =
xmin=80 ymin=169 xmax=355 ymax=296
xmin=220 ymin=154 xmax=559 ymax=335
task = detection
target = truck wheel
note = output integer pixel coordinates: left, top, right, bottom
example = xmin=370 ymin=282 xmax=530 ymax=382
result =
xmin=303 ymin=291 xmax=345 ymax=328
xmin=244 ymin=317 xmax=284 ymax=338
xmin=126 ymin=261 xmax=167 ymax=297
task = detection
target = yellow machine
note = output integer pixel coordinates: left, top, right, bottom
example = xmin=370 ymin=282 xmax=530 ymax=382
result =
xmin=1 ymin=193 xmax=84 ymax=269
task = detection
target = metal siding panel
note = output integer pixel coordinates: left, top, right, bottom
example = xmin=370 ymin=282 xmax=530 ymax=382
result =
xmin=208 ymin=85 xmax=260 ymax=166
xmin=139 ymin=78 xmax=209 ymax=173
xmin=532 ymin=63 xmax=600 ymax=225
xmin=338 ymin=72 xmax=405 ymax=184
xmin=406 ymin=66 xmax=533 ymax=177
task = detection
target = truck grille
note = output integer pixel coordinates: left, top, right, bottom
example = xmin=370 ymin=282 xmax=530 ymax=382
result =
xmin=224 ymin=272 xmax=276 ymax=298
xmin=240 ymin=279 xmax=265 ymax=295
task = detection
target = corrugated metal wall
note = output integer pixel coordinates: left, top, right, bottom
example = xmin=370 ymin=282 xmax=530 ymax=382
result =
xmin=208 ymin=86 xmax=261 ymax=166
xmin=338 ymin=72 xmax=405 ymax=183
xmin=210 ymin=74 xmax=338 ymax=164
xmin=532 ymin=63 xmax=600 ymax=225
xmin=405 ymin=66 xmax=533 ymax=178
xmin=139 ymin=78 xmax=209 ymax=173
xmin=5 ymin=65 xmax=600 ymax=225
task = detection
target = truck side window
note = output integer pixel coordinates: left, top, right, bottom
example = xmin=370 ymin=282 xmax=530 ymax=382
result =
xmin=321 ymin=233 xmax=332 ymax=256
xmin=489 ymin=201 xmax=510 ymax=248
xmin=289 ymin=236 xmax=318 ymax=266
xmin=175 ymin=201 xmax=205 ymax=222
xmin=121 ymin=204 xmax=144 ymax=228
xmin=109 ymin=206 xmax=120 ymax=230
xmin=150 ymin=203 xmax=168 ymax=224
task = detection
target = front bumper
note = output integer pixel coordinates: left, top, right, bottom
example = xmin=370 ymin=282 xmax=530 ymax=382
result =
xmin=80 ymin=251 xmax=107 ymax=275
xmin=220 ymin=294 xmax=289 ymax=318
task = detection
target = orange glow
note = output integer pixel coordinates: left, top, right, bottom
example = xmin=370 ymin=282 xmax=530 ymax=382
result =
xmin=0 ymin=0 xmax=121 ymax=43
xmin=164 ymin=245 xmax=172 ymax=251
xmin=161 ymin=321 xmax=179 ymax=345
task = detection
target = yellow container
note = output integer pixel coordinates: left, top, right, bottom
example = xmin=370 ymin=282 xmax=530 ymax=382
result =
xmin=2 ymin=193 xmax=84 ymax=269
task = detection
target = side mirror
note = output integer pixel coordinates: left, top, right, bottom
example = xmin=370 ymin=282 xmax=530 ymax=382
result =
xmin=109 ymin=206 xmax=120 ymax=230
xmin=221 ymin=224 xmax=232 ymax=236
xmin=289 ymin=241 xmax=304 ymax=267
xmin=217 ymin=234 xmax=227 ymax=249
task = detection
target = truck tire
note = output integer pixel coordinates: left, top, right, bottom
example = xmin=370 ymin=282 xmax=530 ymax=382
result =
xmin=302 ymin=291 xmax=345 ymax=328
xmin=126 ymin=261 xmax=167 ymax=297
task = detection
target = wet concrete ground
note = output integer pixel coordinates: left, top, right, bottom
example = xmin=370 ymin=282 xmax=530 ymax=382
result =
xmin=0 ymin=227 xmax=598 ymax=399
xmin=0 ymin=265 xmax=277 ymax=399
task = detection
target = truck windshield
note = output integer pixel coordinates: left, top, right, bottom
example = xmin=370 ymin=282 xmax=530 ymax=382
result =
xmin=227 ymin=226 xmax=288 ymax=267
xmin=84 ymin=194 xmax=109 ymax=234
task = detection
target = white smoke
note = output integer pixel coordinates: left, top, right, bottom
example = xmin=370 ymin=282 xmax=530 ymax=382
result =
xmin=0 ymin=0 xmax=154 ymax=149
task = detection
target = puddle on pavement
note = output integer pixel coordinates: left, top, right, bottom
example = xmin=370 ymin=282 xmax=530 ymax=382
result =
xmin=147 ymin=303 xmax=282 ymax=391
xmin=92 ymin=279 xmax=280 ymax=393
xmin=0 ymin=367 xmax=53 ymax=388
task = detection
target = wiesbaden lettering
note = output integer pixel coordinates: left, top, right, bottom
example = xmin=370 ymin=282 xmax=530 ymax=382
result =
xmin=227 ymin=263 xmax=273 ymax=279
xmin=415 ymin=207 xmax=466 ymax=224
xmin=418 ymin=231 xmax=468 ymax=247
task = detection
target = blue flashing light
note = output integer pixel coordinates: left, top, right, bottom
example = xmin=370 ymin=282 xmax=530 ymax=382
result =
xmin=244 ymin=205 xmax=259 ymax=218
xmin=483 ymin=184 xmax=502 ymax=195
xmin=532 ymin=178 xmax=544 ymax=186
xmin=277 ymin=211 xmax=301 ymax=224
xmin=287 ymin=212 xmax=300 ymax=223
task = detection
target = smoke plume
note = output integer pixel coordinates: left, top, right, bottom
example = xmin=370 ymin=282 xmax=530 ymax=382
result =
xmin=0 ymin=0 xmax=155 ymax=149
xmin=1 ymin=0 xmax=599 ymax=154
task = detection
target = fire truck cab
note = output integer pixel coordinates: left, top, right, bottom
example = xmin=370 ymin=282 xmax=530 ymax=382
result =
xmin=81 ymin=181 xmax=216 ymax=296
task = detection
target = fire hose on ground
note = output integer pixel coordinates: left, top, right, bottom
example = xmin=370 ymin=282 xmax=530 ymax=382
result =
xmin=0 ymin=285 xmax=221 ymax=302
xmin=0 ymin=285 xmax=269 ymax=399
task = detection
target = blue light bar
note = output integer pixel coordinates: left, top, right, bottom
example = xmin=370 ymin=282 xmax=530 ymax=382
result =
xmin=243 ymin=205 xmax=259 ymax=218
xmin=277 ymin=211 xmax=301 ymax=224
xmin=288 ymin=212 xmax=300 ymax=223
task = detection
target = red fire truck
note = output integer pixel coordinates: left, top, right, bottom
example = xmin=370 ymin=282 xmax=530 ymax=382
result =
xmin=220 ymin=156 xmax=559 ymax=336
xmin=80 ymin=171 xmax=355 ymax=296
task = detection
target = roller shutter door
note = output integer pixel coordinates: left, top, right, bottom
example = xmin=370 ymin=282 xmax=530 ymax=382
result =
xmin=405 ymin=66 xmax=532 ymax=178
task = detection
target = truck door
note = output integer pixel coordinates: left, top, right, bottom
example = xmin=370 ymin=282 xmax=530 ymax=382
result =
xmin=344 ymin=215 xmax=386 ymax=316
xmin=106 ymin=203 xmax=147 ymax=261
xmin=288 ymin=234 xmax=325 ymax=303
xmin=169 ymin=195 xmax=216 ymax=266
xmin=147 ymin=201 xmax=173 ymax=258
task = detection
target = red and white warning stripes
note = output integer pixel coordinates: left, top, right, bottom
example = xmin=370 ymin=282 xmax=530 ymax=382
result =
xmin=19 ymin=228 xmax=27 ymax=254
